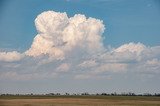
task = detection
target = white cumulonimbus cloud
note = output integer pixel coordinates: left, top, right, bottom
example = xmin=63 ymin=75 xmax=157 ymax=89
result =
xmin=0 ymin=11 xmax=160 ymax=80
xmin=25 ymin=11 xmax=105 ymax=59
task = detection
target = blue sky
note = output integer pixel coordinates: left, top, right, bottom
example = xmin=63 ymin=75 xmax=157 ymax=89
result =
xmin=0 ymin=0 xmax=160 ymax=94
xmin=1 ymin=0 xmax=160 ymax=49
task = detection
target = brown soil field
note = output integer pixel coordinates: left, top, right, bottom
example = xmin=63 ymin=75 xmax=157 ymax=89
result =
xmin=0 ymin=96 xmax=160 ymax=106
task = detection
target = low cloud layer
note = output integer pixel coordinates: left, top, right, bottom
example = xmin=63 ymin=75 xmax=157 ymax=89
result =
xmin=0 ymin=51 xmax=23 ymax=62
xmin=0 ymin=11 xmax=160 ymax=80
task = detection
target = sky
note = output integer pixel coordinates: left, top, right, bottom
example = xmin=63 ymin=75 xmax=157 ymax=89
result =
xmin=0 ymin=0 xmax=160 ymax=94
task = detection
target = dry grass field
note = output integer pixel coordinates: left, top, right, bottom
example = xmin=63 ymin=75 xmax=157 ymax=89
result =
xmin=0 ymin=95 xmax=160 ymax=106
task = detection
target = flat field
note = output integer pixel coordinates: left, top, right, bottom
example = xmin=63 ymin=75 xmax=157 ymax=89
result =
xmin=0 ymin=95 xmax=160 ymax=106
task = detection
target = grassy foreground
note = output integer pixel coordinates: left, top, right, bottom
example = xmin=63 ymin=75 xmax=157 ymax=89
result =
xmin=0 ymin=95 xmax=160 ymax=106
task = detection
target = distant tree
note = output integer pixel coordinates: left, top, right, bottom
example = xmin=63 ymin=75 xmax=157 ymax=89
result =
xmin=155 ymin=93 xmax=160 ymax=96
xmin=111 ymin=92 xmax=117 ymax=96
xmin=81 ymin=92 xmax=89 ymax=95
xmin=56 ymin=93 xmax=60 ymax=95
xmin=128 ymin=92 xmax=135 ymax=96
xmin=48 ymin=93 xmax=55 ymax=96
xmin=73 ymin=93 xmax=77 ymax=95
xmin=101 ymin=93 xmax=107 ymax=96
xmin=65 ymin=93 xmax=70 ymax=95
xmin=96 ymin=93 xmax=99 ymax=96
xmin=143 ymin=93 xmax=152 ymax=96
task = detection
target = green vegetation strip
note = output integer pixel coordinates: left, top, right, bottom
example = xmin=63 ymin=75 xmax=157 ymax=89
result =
xmin=0 ymin=95 xmax=160 ymax=101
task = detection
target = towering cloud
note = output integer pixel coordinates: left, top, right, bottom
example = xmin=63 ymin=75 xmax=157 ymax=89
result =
xmin=25 ymin=11 xmax=105 ymax=59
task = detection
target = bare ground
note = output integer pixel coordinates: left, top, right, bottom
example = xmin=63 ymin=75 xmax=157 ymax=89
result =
xmin=0 ymin=97 xmax=160 ymax=106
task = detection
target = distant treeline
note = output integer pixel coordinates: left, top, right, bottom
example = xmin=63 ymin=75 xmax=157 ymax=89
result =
xmin=1 ymin=92 xmax=160 ymax=97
